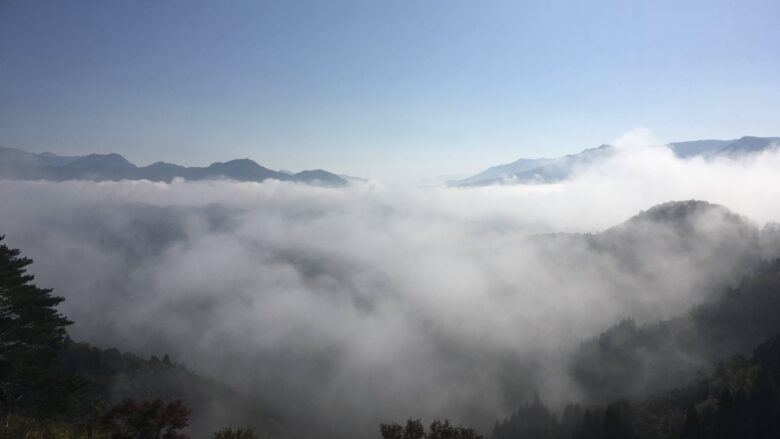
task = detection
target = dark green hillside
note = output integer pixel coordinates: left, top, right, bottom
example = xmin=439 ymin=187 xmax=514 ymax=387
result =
xmin=572 ymin=258 xmax=780 ymax=403
xmin=492 ymin=333 xmax=780 ymax=439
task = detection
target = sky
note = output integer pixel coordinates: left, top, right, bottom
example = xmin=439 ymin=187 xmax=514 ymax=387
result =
xmin=1 ymin=0 xmax=779 ymax=183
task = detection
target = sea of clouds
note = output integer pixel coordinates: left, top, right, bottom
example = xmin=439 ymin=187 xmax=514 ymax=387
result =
xmin=1 ymin=134 xmax=780 ymax=437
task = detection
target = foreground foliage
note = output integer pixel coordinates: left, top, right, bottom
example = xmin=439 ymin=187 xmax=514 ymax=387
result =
xmin=101 ymin=398 xmax=190 ymax=439
xmin=381 ymin=419 xmax=483 ymax=439
xmin=212 ymin=427 xmax=260 ymax=439
xmin=0 ymin=398 xmax=190 ymax=438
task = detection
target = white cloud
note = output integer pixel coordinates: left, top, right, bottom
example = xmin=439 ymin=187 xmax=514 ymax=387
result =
xmin=1 ymin=143 xmax=780 ymax=436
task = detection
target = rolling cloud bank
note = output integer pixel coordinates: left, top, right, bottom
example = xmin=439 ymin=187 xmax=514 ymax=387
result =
xmin=2 ymin=140 xmax=780 ymax=437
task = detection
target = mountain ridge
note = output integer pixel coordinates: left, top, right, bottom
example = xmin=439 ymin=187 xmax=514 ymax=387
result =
xmin=0 ymin=146 xmax=349 ymax=187
xmin=451 ymin=136 xmax=780 ymax=187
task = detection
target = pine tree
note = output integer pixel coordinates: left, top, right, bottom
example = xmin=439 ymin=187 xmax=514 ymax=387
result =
xmin=380 ymin=419 xmax=482 ymax=439
xmin=679 ymin=406 xmax=700 ymax=439
xmin=746 ymin=368 xmax=776 ymax=439
xmin=0 ymin=235 xmax=72 ymax=418
xmin=602 ymin=402 xmax=634 ymax=439
xmin=714 ymin=389 xmax=734 ymax=439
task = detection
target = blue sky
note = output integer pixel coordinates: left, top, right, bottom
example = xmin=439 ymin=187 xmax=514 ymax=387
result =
xmin=1 ymin=0 xmax=778 ymax=182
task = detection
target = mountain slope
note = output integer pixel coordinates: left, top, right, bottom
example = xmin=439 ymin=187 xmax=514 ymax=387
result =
xmin=450 ymin=145 xmax=613 ymax=186
xmin=668 ymin=139 xmax=732 ymax=158
xmin=449 ymin=157 xmax=554 ymax=186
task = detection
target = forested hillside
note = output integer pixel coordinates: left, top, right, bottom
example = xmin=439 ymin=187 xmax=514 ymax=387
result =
xmin=573 ymin=258 xmax=780 ymax=403
xmin=492 ymin=333 xmax=780 ymax=439
xmin=492 ymin=258 xmax=780 ymax=439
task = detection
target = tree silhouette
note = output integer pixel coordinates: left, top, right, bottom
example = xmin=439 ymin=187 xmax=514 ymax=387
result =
xmin=101 ymin=398 xmax=190 ymax=439
xmin=679 ymin=406 xmax=700 ymax=439
xmin=602 ymin=402 xmax=634 ymax=439
xmin=211 ymin=426 xmax=259 ymax=438
xmin=380 ymin=419 xmax=482 ymax=439
xmin=0 ymin=235 xmax=72 ymax=419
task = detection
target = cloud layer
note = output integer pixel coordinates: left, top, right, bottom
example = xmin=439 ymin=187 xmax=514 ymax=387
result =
xmin=1 ymin=141 xmax=780 ymax=437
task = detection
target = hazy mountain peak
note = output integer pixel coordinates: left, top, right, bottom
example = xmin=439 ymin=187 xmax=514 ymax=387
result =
xmin=68 ymin=153 xmax=135 ymax=169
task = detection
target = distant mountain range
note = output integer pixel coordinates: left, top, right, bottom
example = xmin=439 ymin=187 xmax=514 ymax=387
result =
xmin=450 ymin=136 xmax=780 ymax=187
xmin=0 ymin=146 xmax=348 ymax=186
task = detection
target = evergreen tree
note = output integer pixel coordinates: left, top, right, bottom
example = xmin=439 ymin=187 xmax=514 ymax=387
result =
xmin=0 ymin=235 xmax=72 ymax=418
xmin=577 ymin=409 xmax=602 ymax=439
xmin=602 ymin=403 xmax=634 ymax=439
xmin=746 ymin=368 xmax=776 ymax=438
xmin=380 ymin=419 xmax=482 ymax=439
xmin=679 ymin=406 xmax=700 ymax=439
xmin=713 ymin=389 xmax=734 ymax=439
xmin=212 ymin=427 xmax=259 ymax=439
xmin=561 ymin=404 xmax=583 ymax=438
xmin=428 ymin=419 xmax=482 ymax=439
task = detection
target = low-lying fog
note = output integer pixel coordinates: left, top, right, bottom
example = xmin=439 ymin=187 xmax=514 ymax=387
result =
xmin=2 ymin=136 xmax=780 ymax=436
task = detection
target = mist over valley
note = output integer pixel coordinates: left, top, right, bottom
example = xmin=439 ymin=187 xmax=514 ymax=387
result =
xmin=3 ymin=139 xmax=780 ymax=437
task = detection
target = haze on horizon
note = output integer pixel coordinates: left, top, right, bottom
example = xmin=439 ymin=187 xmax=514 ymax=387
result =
xmin=2 ymin=0 xmax=779 ymax=183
